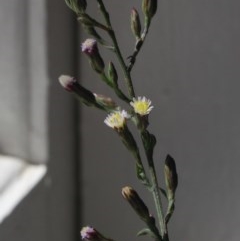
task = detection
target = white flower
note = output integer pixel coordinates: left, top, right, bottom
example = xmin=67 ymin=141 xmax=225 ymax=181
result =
xmin=130 ymin=96 xmax=153 ymax=115
xmin=104 ymin=110 xmax=129 ymax=129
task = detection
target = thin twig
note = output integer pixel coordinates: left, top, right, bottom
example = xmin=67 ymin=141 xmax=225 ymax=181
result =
xmin=97 ymin=0 xmax=135 ymax=98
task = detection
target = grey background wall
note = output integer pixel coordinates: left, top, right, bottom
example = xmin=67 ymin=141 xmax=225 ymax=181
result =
xmin=0 ymin=1 xmax=79 ymax=241
xmin=80 ymin=1 xmax=240 ymax=241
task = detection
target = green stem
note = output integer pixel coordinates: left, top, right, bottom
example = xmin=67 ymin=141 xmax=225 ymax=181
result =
xmin=100 ymin=73 xmax=130 ymax=103
xmin=77 ymin=13 xmax=110 ymax=31
xmin=140 ymin=130 xmax=167 ymax=240
xmin=148 ymin=157 xmax=166 ymax=238
xmin=97 ymin=0 xmax=135 ymax=98
xmin=119 ymin=127 xmax=150 ymax=186
xmin=127 ymin=22 xmax=150 ymax=72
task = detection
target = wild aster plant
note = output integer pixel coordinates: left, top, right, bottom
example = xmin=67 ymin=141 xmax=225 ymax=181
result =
xmin=59 ymin=1 xmax=178 ymax=241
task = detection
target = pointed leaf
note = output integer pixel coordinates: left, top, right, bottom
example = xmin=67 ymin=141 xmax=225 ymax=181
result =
xmin=159 ymin=187 xmax=167 ymax=199
xmin=136 ymin=163 xmax=150 ymax=187
xmin=137 ymin=228 xmax=154 ymax=237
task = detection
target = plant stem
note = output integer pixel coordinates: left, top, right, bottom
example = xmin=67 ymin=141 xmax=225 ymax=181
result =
xmin=97 ymin=0 xmax=135 ymax=98
xmin=119 ymin=127 xmax=150 ymax=186
xmin=148 ymin=157 xmax=166 ymax=238
xmin=140 ymin=130 xmax=168 ymax=240
xmin=127 ymin=22 xmax=150 ymax=72
xmin=100 ymin=73 xmax=130 ymax=103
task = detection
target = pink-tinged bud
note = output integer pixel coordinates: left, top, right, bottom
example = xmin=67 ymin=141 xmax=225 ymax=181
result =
xmin=81 ymin=39 xmax=98 ymax=56
xmin=58 ymin=75 xmax=97 ymax=106
xmin=131 ymin=8 xmax=141 ymax=39
xmin=80 ymin=226 xmax=110 ymax=241
xmin=58 ymin=75 xmax=77 ymax=92
xmin=81 ymin=226 xmax=102 ymax=241
xmin=81 ymin=39 xmax=105 ymax=73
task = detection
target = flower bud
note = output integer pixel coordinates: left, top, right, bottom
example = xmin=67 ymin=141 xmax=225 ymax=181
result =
xmin=119 ymin=126 xmax=141 ymax=158
xmin=108 ymin=62 xmax=118 ymax=87
xmin=94 ymin=93 xmax=117 ymax=110
xmin=142 ymin=0 xmax=157 ymax=20
xmin=82 ymin=39 xmax=105 ymax=74
xmin=164 ymin=155 xmax=178 ymax=200
xmin=58 ymin=75 xmax=96 ymax=106
xmin=65 ymin=0 xmax=87 ymax=14
xmin=131 ymin=8 xmax=141 ymax=39
xmin=122 ymin=186 xmax=151 ymax=222
xmin=77 ymin=0 xmax=87 ymax=11
xmin=59 ymin=75 xmax=78 ymax=92
xmin=81 ymin=226 xmax=105 ymax=241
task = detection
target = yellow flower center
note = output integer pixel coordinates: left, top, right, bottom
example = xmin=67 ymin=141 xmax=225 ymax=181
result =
xmin=134 ymin=101 xmax=149 ymax=115
xmin=109 ymin=112 xmax=124 ymax=127
xmin=130 ymin=97 xmax=153 ymax=116
xmin=104 ymin=111 xmax=129 ymax=129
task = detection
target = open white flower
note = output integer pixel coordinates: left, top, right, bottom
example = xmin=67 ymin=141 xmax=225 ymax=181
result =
xmin=130 ymin=96 xmax=153 ymax=115
xmin=104 ymin=110 xmax=129 ymax=129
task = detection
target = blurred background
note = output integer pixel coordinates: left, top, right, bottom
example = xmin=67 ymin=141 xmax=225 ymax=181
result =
xmin=1 ymin=0 xmax=240 ymax=241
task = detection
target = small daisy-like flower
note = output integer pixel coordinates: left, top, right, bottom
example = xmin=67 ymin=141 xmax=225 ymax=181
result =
xmin=81 ymin=39 xmax=98 ymax=56
xmin=130 ymin=96 xmax=153 ymax=116
xmin=104 ymin=110 xmax=129 ymax=130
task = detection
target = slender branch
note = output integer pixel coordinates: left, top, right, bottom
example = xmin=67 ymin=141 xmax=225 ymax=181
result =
xmin=127 ymin=20 xmax=151 ymax=72
xmin=140 ymin=130 xmax=168 ymax=240
xmin=100 ymin=73 xmax=130 ymax=103
xmin=77 ymin=13 xmax=110 ymax=31
xmin=119 ymin=127 xmax=150 ymax=187
xmin=148 ymin=157 xmax=166 ymax=237
xmin=97 ymin=0 xmax=135 ymax=98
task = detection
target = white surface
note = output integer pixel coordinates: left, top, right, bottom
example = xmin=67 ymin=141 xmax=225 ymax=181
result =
xmin=0 ymin=155 xmax=47 ymax=223
xmin=0 ymin=155 xmax=26 ymax=192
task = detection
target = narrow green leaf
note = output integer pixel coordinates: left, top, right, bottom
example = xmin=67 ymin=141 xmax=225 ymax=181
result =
xmin=137 ymin=228 xmax=153 ymax=237
xmin=159 ymin=187 xmax=167 ymax=199
xmin=136 ymin=163 xmax=150 ymax=187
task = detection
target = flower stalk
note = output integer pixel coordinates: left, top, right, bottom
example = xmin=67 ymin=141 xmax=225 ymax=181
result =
xmin=140 ymin=130 xmax=166 ymax=239
xmin=96 ymin=0 xmax=135 ymax=99
xmin=61 ymin=1 xmax=178 ymax=241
